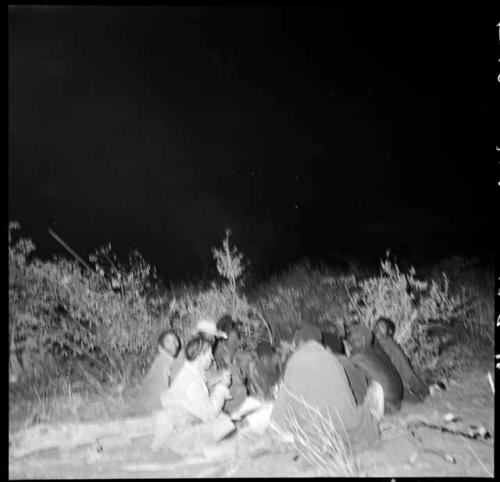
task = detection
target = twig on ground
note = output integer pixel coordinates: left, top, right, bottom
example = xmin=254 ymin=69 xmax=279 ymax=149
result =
xmin=461 ymin=435 xmax=493 ymax=477
xmin=408 ymin=427 xmax=456 ymax=464
xmin=486 ymin=371 xmax=494 ymax=394
xmin=120 ymin=456 xmax=211 ymax=473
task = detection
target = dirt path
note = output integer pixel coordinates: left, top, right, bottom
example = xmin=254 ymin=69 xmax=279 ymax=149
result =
xmin=9 ymin=365 xmax=494 ymax=478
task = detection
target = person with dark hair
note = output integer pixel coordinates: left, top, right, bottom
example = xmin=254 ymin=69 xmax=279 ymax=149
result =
xmin=170 ymin=318 xmax=227 ymax=383
xmin=213 ymin=315 xmax=252 ymax=413
xmin=293 ymin=324 xmax=323 ymax=345
xmin=322 ymin=330 xmax=344 ymax=354
xmin=213 ymin=315 xmax=239 ymax=368
xmin=336 ymin=353 xmax=371 ymax=406
xmin=247 ymin=341 xmax=282 ymax=400
xmin=217 ymin=314 xmax=237 ymax=336
xmin=346 ymin=324 xmax=403 ymax=414
xmin=374 ymin=317 xmax=429 ymax=402
xmin=131 ymin=329 xmax=180 ymax=415
xmin=270 ymin=325 xmax=384 ymax=453
xmin=321 ymin=329 xmax=373 ymax=403
xmin=376 ymin=317 xmax=396 ymax=338
xmin=151 ymin=334 xmax=233 ymax=453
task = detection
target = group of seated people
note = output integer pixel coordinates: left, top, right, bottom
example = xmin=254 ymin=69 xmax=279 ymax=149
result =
xmin=132 ymin=314 xmax=429 ymax=455
xmin=132 ymin=315 xmax=281 ymax=453
xmin=271 ymin=318 xmax=429 ymax=452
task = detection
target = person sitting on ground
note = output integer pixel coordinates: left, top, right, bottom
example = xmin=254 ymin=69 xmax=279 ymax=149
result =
xmin=213 ymin=315 xmax=242 ymax=368
xmin=346 ymin=324 xmax=403 ymax=414
xmin=213 ymin=315 xmax=251 ymax=414
xmin=170 ymin=318 xmax=228 ymax=383
xmin=335 ymin=347 xmax=372 ymax=406
xmin=378 ymin=317 xmax=396 ymax=338
xmin=316 ymin=325 xmax=372 ymax=406
xmin=247 ymin=341 xmax=282 ymax=400
xmin=131 ymin=329 xmax=180 ymax=415
xmin=151 ymin=334 xmax=233 ymax=453
xmin=374 ymin=317 xmax=429 ymax=402
xmin=269 ymin=324 xmax=384 ymax=453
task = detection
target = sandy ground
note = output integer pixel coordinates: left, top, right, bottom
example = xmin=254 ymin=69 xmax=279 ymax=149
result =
xmin=9 ymin=364 xmax=494 ymax=478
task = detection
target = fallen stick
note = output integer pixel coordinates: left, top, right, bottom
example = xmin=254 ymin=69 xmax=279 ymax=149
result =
xmin=409 ymin=447 xmax=456 ymax=465
xmin=10 ymin=415 xmax=156 ymax=459
xmin=120 ymin=456 xmax=213 ymax=473
xmin=407 ymin=420 xmax=491 ymax=441
xmin=487 ymin=371 xmax=494 ymax=395
xmin=384 ymin=413 xmax=492 ymax=442
xmin=461 ymin=435 xmax=493 ymax=477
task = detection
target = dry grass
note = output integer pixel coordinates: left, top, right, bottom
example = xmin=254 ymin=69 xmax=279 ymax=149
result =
xmin=280 ymin=390 xmax=358 ymax=476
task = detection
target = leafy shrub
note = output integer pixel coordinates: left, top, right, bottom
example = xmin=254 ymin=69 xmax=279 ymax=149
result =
xmin=253 ymin=260 xmax=357 ymax=341
xmin=9 ymin=216 xmax=491 ymax=404
xmin=9 ymin=222 xmax=164 ymax=389
xmin=167 ymin=283 xmax=254 ymax=345
xmin=347 ymin=254 xmax=473 ymax=371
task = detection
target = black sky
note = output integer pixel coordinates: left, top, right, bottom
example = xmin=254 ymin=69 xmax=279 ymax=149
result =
xmin=8 ymin=6 xmax=495 ymax=281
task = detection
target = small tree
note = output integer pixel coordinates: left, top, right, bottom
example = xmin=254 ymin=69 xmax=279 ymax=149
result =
xmin=211 ymin=228 xmax=247 ymax=314
xmin=209 ymin=228 xmax=273 ymax=345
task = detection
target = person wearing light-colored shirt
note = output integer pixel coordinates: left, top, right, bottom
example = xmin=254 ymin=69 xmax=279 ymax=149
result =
xmin=170 ymin=318 xmax=227 ymax=383
xmin=151 ymin=334 xmax=232 ymax=453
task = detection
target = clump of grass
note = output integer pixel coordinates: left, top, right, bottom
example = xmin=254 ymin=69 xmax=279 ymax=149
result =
xmin=283 ymin=396 xmax=358 ymax=476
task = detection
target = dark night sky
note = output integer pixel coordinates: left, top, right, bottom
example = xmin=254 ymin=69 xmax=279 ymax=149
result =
xmin=8 ymin=6 xmax=495 ymax=282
